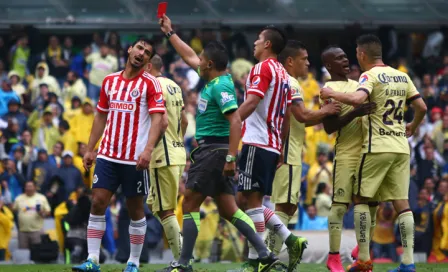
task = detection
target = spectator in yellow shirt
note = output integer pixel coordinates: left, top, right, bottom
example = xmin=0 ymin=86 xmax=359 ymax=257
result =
xmin=195 ymin=197 xmax=219 ymax=262
xmin=86 ymin=44 xmax=118 ymax=102
xmin=299 ymin=72 xmax=320 ymax=110
xmin=27 ymin=106 xmax=60 ymax=153
xmin=29 ymin=62 xmax=61 ymax=101
xmin=70 ymin=99 xmax=95 ymax=146
xmin=62 ymin=71 xmax=87 ymax=105
xmin=315 ymin=183 xmax=332 ymax=217
xmin=13 ymin=181 xmax=51 ymax=249
xmin=306 ymin=148 xmax=333 ymax=205
xmin=0 ymin=197 xmax=14 ymax=260
xmin=58 ymin=119 xmax=77 ymax=154
xmin=371 ymin=202 xmax=398 ymax=262
xmin=303 ymin=126 xmax=335 ymax=166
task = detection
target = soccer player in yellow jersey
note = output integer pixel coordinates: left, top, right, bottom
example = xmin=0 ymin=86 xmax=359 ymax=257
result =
xmin=320 ymin=46 xmax=376 ymax=272
xmin=320 ymin=34 xmax=427 ymax=272
xmin=146 ymin=54 xmax=188 ymax=260
xmin=266 ymin=40 xmax=341 ymax=258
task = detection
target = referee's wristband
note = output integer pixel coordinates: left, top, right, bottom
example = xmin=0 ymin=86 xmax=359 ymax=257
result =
xmin=166 ymin=30 xmax=175 ymax=39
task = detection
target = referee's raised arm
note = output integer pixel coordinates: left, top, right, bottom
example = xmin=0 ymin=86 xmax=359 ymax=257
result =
xmin=159 ymin=14 xmax=200 ymax=69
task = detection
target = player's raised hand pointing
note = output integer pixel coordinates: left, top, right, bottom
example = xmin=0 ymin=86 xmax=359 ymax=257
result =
xmin=159 ymin=14 xmax=173 ymax=34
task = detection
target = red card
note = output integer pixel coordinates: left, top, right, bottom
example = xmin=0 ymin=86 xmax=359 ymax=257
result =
xmin=157 ymin=2 xmax=167 ymax=18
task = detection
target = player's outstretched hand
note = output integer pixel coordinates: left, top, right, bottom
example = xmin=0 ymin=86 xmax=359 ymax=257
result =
xmin=223 ymin=162 xmax=236 ymax=177
xmin=83 ymin=151 xmax=95 ymax=171
xmin=320 ymin=87 xmax=334 ymax=100
xmin=136 ymin=150 xmax=151 ymax=171
xmin=322 ymin=101 xmax=342 ymax=115
xmin=406 ymin=123 xmax=416 ymax=138
xmin=354 ymin=102 xmax=377 ymax=117
xmin=159 ymin=14 xmax=172 ymax=34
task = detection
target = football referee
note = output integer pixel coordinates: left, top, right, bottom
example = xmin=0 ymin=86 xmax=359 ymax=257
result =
xmin=158 ymin=14 xmax=282 ymax=272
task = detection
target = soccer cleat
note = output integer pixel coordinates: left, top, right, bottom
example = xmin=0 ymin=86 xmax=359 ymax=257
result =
xmin=326 ymin=253 xmax=345 ymax=272
xmin=351 ymin=245 xmax=359 ymax=260
xmin=229 ymin=259 xmax=258 ymax=272
xmin=123 ymin=262 xmax=139 ymax=272
xmin=346 ymin=260 xmax=373 ymax=272
xmin=285 ymin=234 xmax=308 ymax=272
xmin=156 ymin=261 xmax=193 ymax=272
xmin=72 ymin=259 xmax=101 ymax=272
xmin=388 ymin=263 xmax=416 ymax=272
xmin=257 ymin=253 xmax=284 ymax=272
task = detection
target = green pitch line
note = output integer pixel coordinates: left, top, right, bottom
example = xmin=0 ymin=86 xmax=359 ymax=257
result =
xmin=0 ymin=263 xmax=447 ymax=272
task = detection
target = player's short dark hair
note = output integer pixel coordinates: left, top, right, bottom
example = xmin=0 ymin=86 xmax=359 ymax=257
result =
xmin=131 ymin=37 xmax=155 ymax=58
xmin=261 ymin=25 xmax=287 ymax=55
xmin=278 ymin=40 xmax=306 ymax=65
xmin=203 ymin=41 xmax=228 ymax=71
xmin=150 ymin=54 xmax=164 ymax=71
xmin=356 ymin=34 xmax=382 ymax=60
xmin=321 ymin=44 xmax=341 ymax=63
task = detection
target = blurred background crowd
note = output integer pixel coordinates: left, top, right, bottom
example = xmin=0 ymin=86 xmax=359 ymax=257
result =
xmin=1 ymin=2 xmax=448 ymax=265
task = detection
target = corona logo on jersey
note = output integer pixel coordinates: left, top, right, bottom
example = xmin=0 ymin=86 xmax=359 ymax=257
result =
xmin=359 ymin=74 xmax=369 ymax=85
xmin=377 ymin=73 xmax=408 ymax=84
xmin=109 ymin=100 xmax=136 ymax=112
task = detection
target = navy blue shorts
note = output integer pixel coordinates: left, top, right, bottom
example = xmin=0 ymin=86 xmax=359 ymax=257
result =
xmin=93 ymin=158 xmax=149 ymax=197
xmin=237 ymin=145 xmax=279 ymax=196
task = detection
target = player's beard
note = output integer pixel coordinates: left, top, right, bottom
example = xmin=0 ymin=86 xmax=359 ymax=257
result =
xmin=129 ymin=58 xmax=143 ymax=69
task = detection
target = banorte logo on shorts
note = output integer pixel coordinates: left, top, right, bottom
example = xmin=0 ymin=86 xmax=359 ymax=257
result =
xmin=110 ymin=100 xmax=136 ymax=112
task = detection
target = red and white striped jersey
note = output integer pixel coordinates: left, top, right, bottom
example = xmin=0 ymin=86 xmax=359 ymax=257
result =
xmin=96 ymin=70 xmax=165 ymax=164
xmin=242 ymin=58 xmax=291 ymax=154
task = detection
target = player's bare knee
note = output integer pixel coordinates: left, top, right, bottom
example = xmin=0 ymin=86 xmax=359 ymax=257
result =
xmin=392 ymin=199 xmax=409 ymax=213
xmin=90 ymin=195 xmax=109 ymax=214
xmin=236 ymin=192 xmax=247 ymax=210
xmin=275 ymin=203 xmax=297 ymax=217
xmin=158 ymin=209 xmax=174 ymax=220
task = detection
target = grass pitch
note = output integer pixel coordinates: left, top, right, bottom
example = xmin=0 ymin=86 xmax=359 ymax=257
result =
xmin=0 ymin=263 xmax=447 ymax=272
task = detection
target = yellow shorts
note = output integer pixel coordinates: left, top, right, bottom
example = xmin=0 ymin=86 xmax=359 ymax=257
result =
xmin=354 ymin=153 xmax=410 ymax=201
xmin=332 ymin=158 xmax=358 ymax=203
xmin=147 ymin=165 xmax=185 ymax=212
xmin=271 ymin=164 xmax=302 ymax=204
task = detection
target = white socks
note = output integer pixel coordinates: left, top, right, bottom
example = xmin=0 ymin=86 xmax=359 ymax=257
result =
xmin=87 ymin=214 xmax=106 ymax=263
xmin=128 ymin=217 xmax=147 ymax=266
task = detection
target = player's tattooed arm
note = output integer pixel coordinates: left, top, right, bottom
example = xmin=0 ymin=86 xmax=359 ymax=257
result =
xmin=159 ymin=14 xmax=200 ymax=69
xmin=322 ymin=102 xmax=376 ymax=134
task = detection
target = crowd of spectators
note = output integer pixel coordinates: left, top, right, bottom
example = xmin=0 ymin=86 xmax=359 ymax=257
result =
xmin=0 ymin=26 xmax=447 ymax=264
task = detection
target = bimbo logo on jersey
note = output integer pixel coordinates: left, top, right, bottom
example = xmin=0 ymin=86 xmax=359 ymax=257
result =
xmin=378 ymin=73 xmax=408 ymax=84
xmin=110 ymin=101 xmax=136 ymax=112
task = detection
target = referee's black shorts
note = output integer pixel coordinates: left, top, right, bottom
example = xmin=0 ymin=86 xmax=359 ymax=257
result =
xmin=186 ymin=143 xmax=236 ymax=197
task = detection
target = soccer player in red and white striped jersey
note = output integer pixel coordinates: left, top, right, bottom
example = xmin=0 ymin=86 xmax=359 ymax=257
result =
xmin=72 ymin=38 xmax=167 ymax=272
xmin=237 ymin=26 xmax=307 ymax=272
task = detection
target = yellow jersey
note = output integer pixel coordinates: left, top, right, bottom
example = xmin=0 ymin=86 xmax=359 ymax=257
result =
xmin=284 ymin=76 xmax=305 ymax=165
xmin=323 ymin=80 xmax=363 ymax=159
xmin=358 ymin=65 xmax=420 ymax=154
xmin=13 ymin=193 xmax=51 ymax=232
xmin=151 ymin=77 xmax=187 ymax=168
